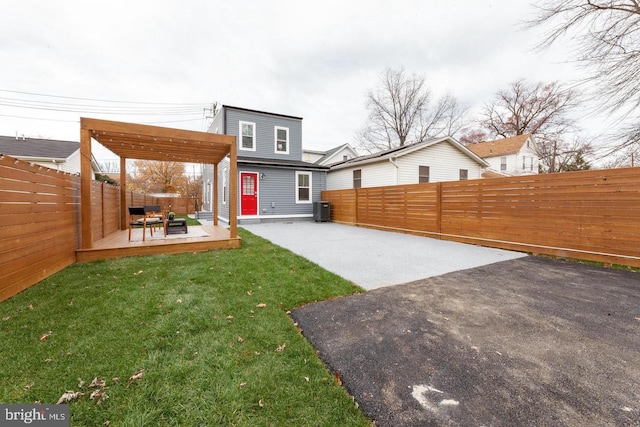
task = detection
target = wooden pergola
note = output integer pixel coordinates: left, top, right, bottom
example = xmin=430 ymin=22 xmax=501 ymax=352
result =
xmin=79 ymin=117 xmax=237 ymax=249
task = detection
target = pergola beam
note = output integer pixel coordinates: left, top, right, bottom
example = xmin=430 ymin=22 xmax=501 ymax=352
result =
xmin=79 ymin=117 xmax=238 ymax=249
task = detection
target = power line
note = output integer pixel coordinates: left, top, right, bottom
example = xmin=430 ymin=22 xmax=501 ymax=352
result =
xmin=0 ymin=88 xmax=210 ymax=106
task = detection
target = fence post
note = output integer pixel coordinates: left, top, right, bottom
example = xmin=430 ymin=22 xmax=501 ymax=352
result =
xmin=435 ymin=182 xmax=442 ymax=239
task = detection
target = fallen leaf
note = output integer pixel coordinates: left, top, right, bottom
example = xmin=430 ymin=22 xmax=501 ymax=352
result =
xmin=128 ymin=369 xmax=144 ymax=383
xmin=104 ymin=421 xmax=111 ymax=426
xmin=635 ymin=317 xmax=640 ymax=321
xmin=239 ymin=382 xmax=247 ymax=387
xmin=27 ymin=304 xmax=34 ymax=310
xmin=133 ymin=270 xmax=143 ymax=276
xmin=90 ymin=389 xmax=109 ymax=404
xmin=334 ymin=372 xmax=342 ymax=385
xmin=23 ymin=382 xmax=34 ymax=391
xmin=89 ymin=378 xmax=106 ymax=388
xmin=176 ymin=299 xmax=183 ymax=304
xmin=78 ymin=379 xmax=85 ymax=389
xmin=39 ymin=332 xmax=52 ymax=342
xmin=111 ymin=378 xmax=120 ymax=383
xmin=2 ymin=316 xmax=11 ymax=321
xmin=275 ymin=343 xmax=286 ymax=353
xmin=226 ymin=315 xmax=234 ymax=320
xmin=256 ymin=303 xmax=267 ymax=308
xmin=44 ymin=359 xmax=52 ymax=363
xmin=304 ymin=376 xmax=310 ymax=382
xmin=247 ymin=290 xmax=253 ymax=295
xmin=258 ymin=399 xmax=264 ymax=408
xmin=237 ymin=336 xmax=245 ymax=343
xmin=56 ymin=391 xmax=84 ymax=404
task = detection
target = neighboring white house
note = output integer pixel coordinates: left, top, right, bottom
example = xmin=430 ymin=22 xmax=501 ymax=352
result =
xmin=467 ymin=134 xmax=540 ymax=176
xmin=0 ymin=135 xmax=102 ymax=175
xmin=327 ymin=136 xmax=488 ymax=190
xmin=303 ymin=143 xmax=359 ymax=166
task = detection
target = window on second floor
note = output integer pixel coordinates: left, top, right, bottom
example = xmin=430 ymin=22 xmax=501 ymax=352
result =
xmin=239 ymin=121 xmax=256 ymax=151
xmin=296 ymin=171 xmax=312 ymax=203
xmin=459 ymin=169 xmax=468 ymax=180
xmin=275 ymin=126 xmax=289 ymax=154
xmin=353 ymin=169 xmax=362 ymax=188
xmin=419 ymin=165 xmax=430 ymax=183
xmin=501 ymin=157 xmax=507 ymax=171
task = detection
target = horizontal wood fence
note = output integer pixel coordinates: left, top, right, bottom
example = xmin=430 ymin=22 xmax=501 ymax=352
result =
xmin=322 ymin=167 xmax=640 ymax=268
xmin=0 ymin=154 xmax=162 ymax=302
xmin=0 ymin=155 xmax=80 ymax=301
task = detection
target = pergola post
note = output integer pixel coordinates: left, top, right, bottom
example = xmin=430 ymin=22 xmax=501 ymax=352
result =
xmin=213 ymin=163 xmax=219 ymax=226
xmin=229 ymin=141 xmax=238 ymax=238
xmin=80 ymin=126 xmax=93 ymax=249
xmin=120 ymin=157 xmax=127 ymax=230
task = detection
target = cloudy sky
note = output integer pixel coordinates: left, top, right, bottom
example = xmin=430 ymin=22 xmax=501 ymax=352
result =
xmin=1 ymin=0 xmax=591 ymax=161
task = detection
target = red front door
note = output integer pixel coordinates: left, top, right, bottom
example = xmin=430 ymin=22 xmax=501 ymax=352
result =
xmin=240 ymin=172 xmax=258 ymax=215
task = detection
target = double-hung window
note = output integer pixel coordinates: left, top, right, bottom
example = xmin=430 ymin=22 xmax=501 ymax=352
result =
xmin=239 ymin=121 xmax=256 ymax=151
xmin=296 ymin=171 xmax=312 ymax=203
xmin=459 ymin=169 xmax=468 ymax=180
xmin=419 ymin=166 xmax=430 ymax=183
xmin=501 ymin=157 xmax=507 ymax=171
xmin=275 ymin=126 xmax=289 ymax=154
xmin=353 ymin=169 xmax=362 ymax=188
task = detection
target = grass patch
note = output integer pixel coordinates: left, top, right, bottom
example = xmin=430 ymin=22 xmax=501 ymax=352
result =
xmin=177 ymin=214 xmax=200 ymax=226
xmin=0 ymin=229 xmax=369 ymax=426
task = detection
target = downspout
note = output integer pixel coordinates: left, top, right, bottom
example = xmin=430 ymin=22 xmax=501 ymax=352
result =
xmin=389 ymin=157 xmax=399 ymax=185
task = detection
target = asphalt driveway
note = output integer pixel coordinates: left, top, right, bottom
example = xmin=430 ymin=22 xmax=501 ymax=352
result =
xmin=244 ymin=221 xmax=639 ymax=425
xmin=242 ymin=221 xmax=526 ymax=290
xmin=292 ymin=256 xmax=640 ymax=426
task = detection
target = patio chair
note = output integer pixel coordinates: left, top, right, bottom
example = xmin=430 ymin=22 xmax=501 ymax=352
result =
xmin=143 ymin=205 xmax=166 ymax=235
xmin=128 ymin=206 xmax=163 ymax=242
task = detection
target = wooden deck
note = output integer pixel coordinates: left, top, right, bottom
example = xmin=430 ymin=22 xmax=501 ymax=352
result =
xmin=76 ymin=225 xmax=241 ymax=263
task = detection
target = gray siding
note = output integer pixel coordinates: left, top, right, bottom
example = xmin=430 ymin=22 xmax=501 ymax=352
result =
xmin=217 ymin=163 xmax=325 ymax=222
xmin=225 ymin=108 xmax=303 ymax=161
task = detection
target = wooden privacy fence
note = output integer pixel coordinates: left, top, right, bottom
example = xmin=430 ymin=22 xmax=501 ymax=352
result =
xmin=322 ymin=167 xmax=640 ymax=268
xmin=0 ymin=154 xmax=168 ymax=301
xmin=0 ymin=155 xmax=80 ymax=301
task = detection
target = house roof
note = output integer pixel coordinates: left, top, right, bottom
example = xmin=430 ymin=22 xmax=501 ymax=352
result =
xmin=330 ymin=136 xmax=488 ymax=170
xmin=0 ymin=135 xmax=80 ymax=160
xmin=481 ymin=169 xmax=510 ymax=179
xmin=467 ymin=134 xmax=532 ymax=158
xmin=238 ymin=156 xmax=328 ymax=171
xmin=313 ymin=143 xmax=358 ymax=165
xmin=223 ymin=105 xmax=303 ymax=121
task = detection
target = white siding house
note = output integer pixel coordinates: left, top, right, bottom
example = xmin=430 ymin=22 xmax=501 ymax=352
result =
xmin=467 ymin=134 xmax=540 ymax=176
xmin=327 ymin=136 xmax=488 ymax=190
xmin=0 ymin=135 xmax=101 ymax=176
xmin=303 ymin=143 xmax=359 ymax=166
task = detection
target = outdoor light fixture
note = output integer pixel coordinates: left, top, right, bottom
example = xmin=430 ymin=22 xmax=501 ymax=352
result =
xmin=260 ymin=173 xmax=266 ymax=180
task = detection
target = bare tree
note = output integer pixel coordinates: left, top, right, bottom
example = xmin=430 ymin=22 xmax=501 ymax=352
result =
xmin=530 ymin=1 xmax=640 ymax=151
xmin=479 ymin=79 xmax=579 ymax=139
xmin=465 ymin=78 xmax=589 ymax=172
xmin=356 ymin=68 xmax=467 ymax=153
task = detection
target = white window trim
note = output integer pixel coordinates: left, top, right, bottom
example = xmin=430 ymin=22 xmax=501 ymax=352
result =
xmin=295 ymin=171 xmax=312 ymax=204
xmin=274 ymin=126 xmax=289 ymax=154
xmin=222 ymin=169 xmax=227 ymax=205
xmin=239 ymin=121 xmax=256 ymax=152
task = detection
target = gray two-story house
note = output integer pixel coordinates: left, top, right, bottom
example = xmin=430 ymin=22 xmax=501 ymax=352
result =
xmin=201 ymin=105 xmax=328 ymax=224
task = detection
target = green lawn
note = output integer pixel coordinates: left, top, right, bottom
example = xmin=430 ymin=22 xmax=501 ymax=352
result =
xmin=0 ymin=229 xmax=370 ymax=426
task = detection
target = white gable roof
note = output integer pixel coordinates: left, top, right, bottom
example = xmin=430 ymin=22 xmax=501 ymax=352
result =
xmin=330 ymin=136 xmax=488 ymax=170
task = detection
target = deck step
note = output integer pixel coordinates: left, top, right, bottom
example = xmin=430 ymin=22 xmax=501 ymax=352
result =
xmin=196 ymin=211 xmax=213 ymax=220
